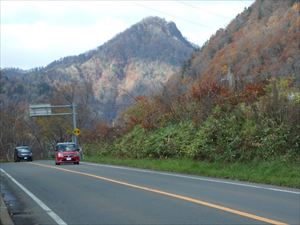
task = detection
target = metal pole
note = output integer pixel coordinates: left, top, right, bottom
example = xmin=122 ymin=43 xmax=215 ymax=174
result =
xmin=72 ymin=103 xmax=78 ymax=145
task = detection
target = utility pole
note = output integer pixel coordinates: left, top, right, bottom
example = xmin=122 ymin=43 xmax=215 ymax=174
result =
xmin=72 ymin=103 xmax=78 ymax=145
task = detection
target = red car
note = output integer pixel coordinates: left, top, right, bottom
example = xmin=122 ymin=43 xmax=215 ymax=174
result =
xmin=55 ymin=142 xmax=80 ymax=165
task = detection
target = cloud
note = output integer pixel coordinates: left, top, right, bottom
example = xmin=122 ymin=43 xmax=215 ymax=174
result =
xmin=1 ymin=1 xmax=254 ymax=69
xmin=1 ymin=17 xmax=128 ymax=69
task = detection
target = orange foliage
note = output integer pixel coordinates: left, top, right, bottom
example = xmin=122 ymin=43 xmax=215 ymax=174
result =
xmin=83 ymin=121 xmax=111 ymax=142
xmin=191 ymin=81 xmax=221 ymax=101
xmin=240 ymin=82 xmax=266 ymax=103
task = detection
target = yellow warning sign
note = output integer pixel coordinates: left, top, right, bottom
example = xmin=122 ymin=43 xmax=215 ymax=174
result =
xmin=73 ymin=128 xmax=80 ymax=136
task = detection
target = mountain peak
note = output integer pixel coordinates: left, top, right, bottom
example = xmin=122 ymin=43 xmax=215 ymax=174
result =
xmin=97 ymin=17 xmax=194 ymax=66
xmin=137 ymin=16 xmax=186 ymax=41
xmin=2 ymin=16 xmax=196 ymax=122
xmin=140 ymin=16 xmax=168 ymax=25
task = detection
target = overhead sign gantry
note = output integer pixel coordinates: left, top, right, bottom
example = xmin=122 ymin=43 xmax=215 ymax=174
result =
xmin=29 ymin=103 xmax=79 ymax=145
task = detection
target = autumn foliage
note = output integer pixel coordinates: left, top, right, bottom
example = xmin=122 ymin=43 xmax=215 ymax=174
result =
xmin=111 ymin=76 xmax=300 ymax=162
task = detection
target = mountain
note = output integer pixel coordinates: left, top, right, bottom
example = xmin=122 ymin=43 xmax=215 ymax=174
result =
xmin=180 ymin=0 xmax=300 ymax=87
xmin=1 ymin=17 xmax=195 ymax=121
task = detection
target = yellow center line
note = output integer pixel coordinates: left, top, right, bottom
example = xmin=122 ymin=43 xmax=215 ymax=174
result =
xmin=30 ymin=162 xmax=288 ymax=225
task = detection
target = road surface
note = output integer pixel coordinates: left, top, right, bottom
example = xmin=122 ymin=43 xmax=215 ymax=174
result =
xmin=1 ymin=160 xmax=299 ymax=225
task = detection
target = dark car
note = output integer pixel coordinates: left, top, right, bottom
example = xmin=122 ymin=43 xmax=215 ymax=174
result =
xmin=14 ymin=146 xmax=33 ymax=162
xmin=55 ymin=142 xmax=80 ymax=165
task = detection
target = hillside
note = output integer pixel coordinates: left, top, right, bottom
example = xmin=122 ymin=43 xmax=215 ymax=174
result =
xmin=180 ymin=0 xmax=299 ymax=87
xmin=110 ymin=0 xmax=299 ymax=163
xmin=1 ymin=17 xmax=195 ymax=121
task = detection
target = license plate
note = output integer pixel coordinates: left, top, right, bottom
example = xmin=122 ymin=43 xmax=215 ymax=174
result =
xmin=24 ymin=157 xmax=27 ymax=159
xmin=66 ymin=157 xmax=71 ymax=161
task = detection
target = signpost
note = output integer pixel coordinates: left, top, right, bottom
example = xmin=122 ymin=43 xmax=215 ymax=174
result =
xmin=29 ymin=103 xmax=79 ymax=145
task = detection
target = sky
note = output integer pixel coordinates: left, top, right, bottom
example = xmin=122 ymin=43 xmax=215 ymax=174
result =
xmin=1 ymin=1 xmax=254 ymax=70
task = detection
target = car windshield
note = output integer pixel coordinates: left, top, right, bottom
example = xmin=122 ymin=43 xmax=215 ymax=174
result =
xmin=18 ymin=149 xmax=31 ymax=153
xmin=57 ymin=144 xmax=76 ymax=152
xmin=17 ymin=146 xmax=31 ymax=150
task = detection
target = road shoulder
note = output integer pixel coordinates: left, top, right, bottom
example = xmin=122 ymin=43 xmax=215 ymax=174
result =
xmin=0 ymin=193 xmax=14 ymax=225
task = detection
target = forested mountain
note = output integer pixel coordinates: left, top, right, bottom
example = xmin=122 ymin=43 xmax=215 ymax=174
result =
xmin=111 ymin=0 xmax=300 ymax=164
xmin=180 ymin=0 xmax=299 ymax=86
xmin=1 ymin=16 xmax=195 ymax=121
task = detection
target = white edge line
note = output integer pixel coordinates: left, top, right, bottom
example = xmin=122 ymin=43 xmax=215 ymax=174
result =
xmin=82 ymin=162 xmax=300 ymax=195
xmin=0 ymin=168 xmax=67 ymax=225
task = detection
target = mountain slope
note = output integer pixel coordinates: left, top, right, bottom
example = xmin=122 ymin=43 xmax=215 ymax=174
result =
xmin=181 ymin=0 xmax=300 ymax=87
xmin=1 ymin=17 xmax=195 ymax=121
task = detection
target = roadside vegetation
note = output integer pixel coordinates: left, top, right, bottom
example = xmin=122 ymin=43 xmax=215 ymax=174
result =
xmin=83 ymin=77 xmax=300 ymax=188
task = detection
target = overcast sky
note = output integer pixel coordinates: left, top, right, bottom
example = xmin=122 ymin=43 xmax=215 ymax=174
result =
xmin=1 ymin=1 xmax=254 ymax=70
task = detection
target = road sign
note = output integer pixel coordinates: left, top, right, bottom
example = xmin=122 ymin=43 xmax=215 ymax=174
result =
xmin=73 ymin=128 xmax=80 ymax=136
xmin=29 ymin=104 xmax=52 ymax=117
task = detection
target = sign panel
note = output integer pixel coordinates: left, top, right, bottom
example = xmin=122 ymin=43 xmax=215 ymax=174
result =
xmin=29 ymin=104 xmax=52 ymax=117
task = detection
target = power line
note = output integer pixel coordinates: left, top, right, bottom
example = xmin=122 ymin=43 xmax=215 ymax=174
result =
xmin=178 ymin=1 xmax=231 ymax=20
xmin=133 ymin=2 xmax=211 ymax=28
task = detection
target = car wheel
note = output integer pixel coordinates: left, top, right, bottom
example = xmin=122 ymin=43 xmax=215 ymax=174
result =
xmin=55 ymin=162 xmax=60 ymax=165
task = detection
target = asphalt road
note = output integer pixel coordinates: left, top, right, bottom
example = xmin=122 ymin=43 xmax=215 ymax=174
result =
xmin=0 ymin=160 xmax=299 ymax=225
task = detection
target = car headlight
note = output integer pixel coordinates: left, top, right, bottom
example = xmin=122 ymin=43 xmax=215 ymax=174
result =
xmin=58 ymin=152 xmax=64 ymax=157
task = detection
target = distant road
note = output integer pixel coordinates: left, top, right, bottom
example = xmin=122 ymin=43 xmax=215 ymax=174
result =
xmin=1 ymin=160 xmax=299 ymax=225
